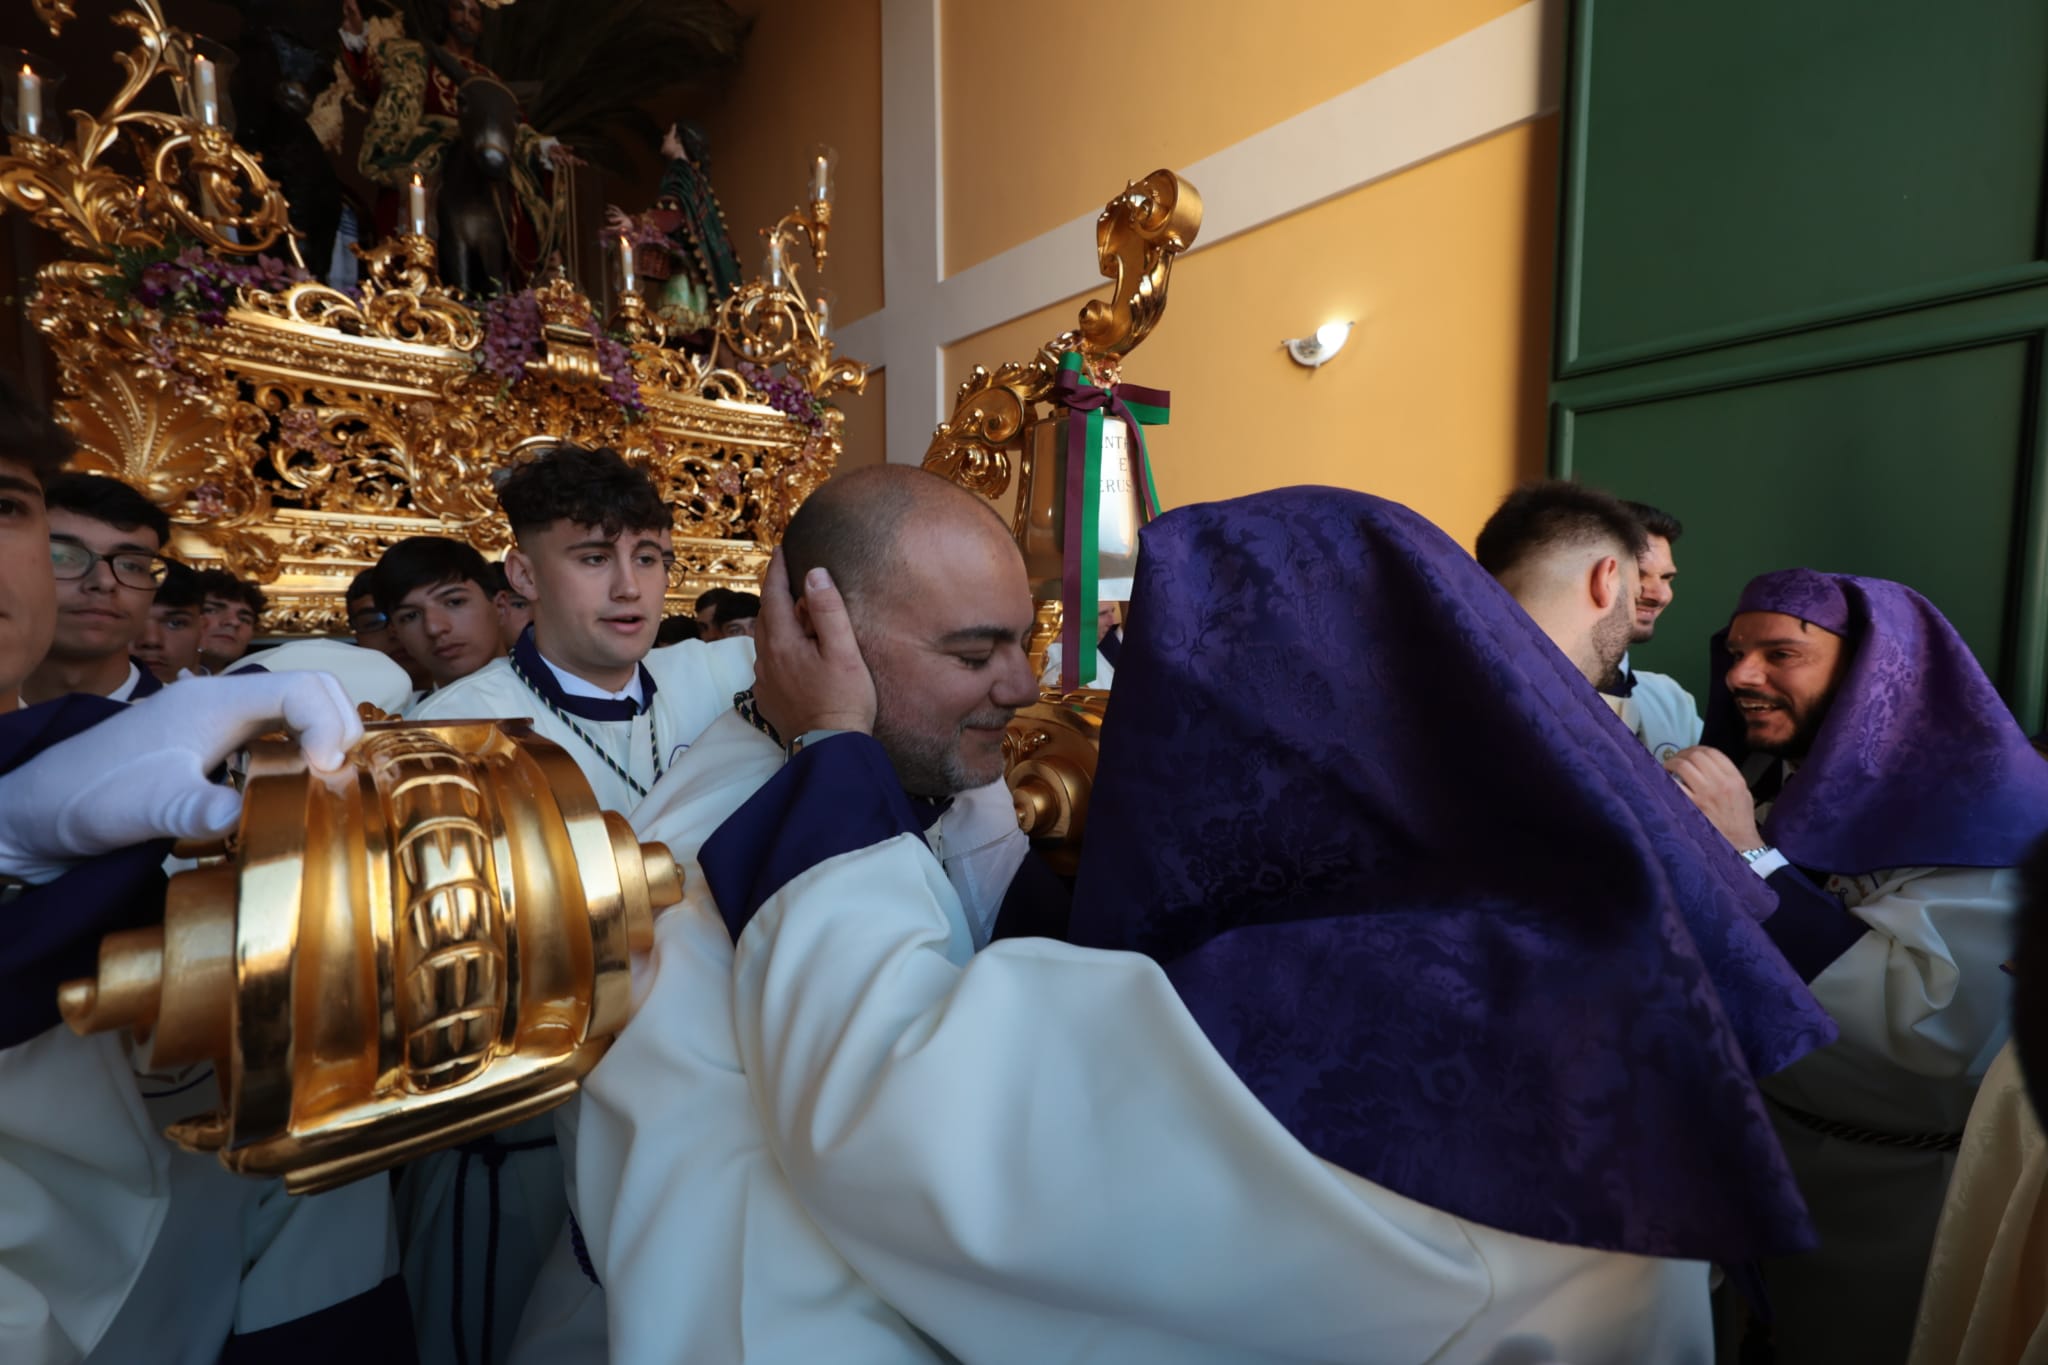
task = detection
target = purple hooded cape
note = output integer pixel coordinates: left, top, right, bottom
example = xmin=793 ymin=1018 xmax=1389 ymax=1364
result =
xmin=1066 ymin=487 xmax=1835 ymax=1264
xmin=1703 ymin=568 xmax=2048 ymax=876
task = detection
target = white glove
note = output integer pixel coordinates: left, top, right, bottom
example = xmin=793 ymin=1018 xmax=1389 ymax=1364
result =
xmin=0 ymin=671 xmax=362 ymax=882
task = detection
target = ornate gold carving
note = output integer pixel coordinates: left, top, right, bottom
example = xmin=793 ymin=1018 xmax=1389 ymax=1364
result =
xmin=33 ymin=0 xmax=80 ymax=35
xmin=924 ymin=169 xmax=1201 ymax=498
xmin=59 ymin=720 xmax=682 ymax=1193
xmin=5 ymin=3 xmax=871 ymax=635
xmin=1001 ymin=693 xmax=1109 ymax=877
xmin=1 ymin=0 xmax=294 ymax=260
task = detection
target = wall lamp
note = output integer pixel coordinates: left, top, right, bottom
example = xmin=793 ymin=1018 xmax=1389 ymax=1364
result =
xmin=1284 ymin=320 xmax=1354 ymax=369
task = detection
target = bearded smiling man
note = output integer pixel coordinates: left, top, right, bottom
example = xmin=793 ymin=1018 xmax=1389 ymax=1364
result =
xmin=1665 ymin=568 xmax=2048 ymax=1365
xmin=1611 ymin=499 xmax=1703 ymax=759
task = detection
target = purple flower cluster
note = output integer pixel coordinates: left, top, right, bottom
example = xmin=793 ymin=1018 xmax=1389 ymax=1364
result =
xmin=737 ymin=362 xmax=826 ymax=436
xmin=128 ymin=246 xmax=308 ymax=325
xmin=478 ymin=287 xmax=646 ymax=416
xmin=594 ymin=332 xmax=646 ymax=414
xmin=479 ymin=290 xmax=544 ymax=386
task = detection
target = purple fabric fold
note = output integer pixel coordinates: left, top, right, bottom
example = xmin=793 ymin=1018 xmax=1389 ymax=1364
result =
xmin=1066 ymin=486 xmax=1835 ymax=1263
xmin=1704 ymin=568 xmax=2048 ymax=874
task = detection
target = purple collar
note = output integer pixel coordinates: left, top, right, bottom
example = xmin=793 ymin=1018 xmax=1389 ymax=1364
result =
xmin=1704 ymin=568 xmax=2048 ymax=873
xmin=510 ymin=626 xmax=658 ymax=722
xmin=1066 ymin=487 xmax=1834 ymax=1263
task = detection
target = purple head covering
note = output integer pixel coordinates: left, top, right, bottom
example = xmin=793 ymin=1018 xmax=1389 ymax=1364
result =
xmin=1067 ymin=487 xmax=1835 ymax=1263
xmin=1704 ymin=568 xmax=2048 ymax=875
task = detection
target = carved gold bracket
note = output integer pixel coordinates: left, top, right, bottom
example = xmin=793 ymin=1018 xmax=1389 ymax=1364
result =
xmin=924 ymin=169 xmax=1201 ymax=500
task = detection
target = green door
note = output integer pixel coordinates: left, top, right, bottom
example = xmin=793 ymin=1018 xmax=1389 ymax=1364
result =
xmin=1552 ymin=0 xmax=2048 ymax=730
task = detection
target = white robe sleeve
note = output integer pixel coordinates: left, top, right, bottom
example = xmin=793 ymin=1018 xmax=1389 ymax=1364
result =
xmin=728 ymin=818 xmax=1708 ymax=1365
xmin=1768 ymin=865 xmax=2017 ymax=1132
xmin=562 ymin=713 xmax=939 ymax=1362
xmin=0 ymin=1029 xmax=169 ymax=1365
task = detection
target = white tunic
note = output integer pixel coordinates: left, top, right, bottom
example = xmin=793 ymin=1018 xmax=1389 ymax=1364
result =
xmin=559 ymin=717 xmax=1711 ymax=1363
xmin=1037 ymin=640 xmax=1113 ymax=691
xmin=0 ymin=1029 xmax=398 ymax=1365
xmin=516 ymin=711 xmax=1028 ymax=1364
xmin=408 ymin=638 xmax=755 ymax=815
xmin=1755 ymin=861 xmax=2018 ymax=1365
xmin=1603 ymin=668 xmax=1701 ymax=762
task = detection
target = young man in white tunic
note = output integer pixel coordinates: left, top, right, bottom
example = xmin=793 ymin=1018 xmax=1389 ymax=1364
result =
xmin=404 ymin=442 xmax=754 ymax=1365
xmin=568 ymin=472 xmax=1837 ymax=1363
xmin=1477 ymin=482 xmax=1699 ymax=759
xmin=1665 ymin=568 xmax=2048 ymax=1365
xmin=0 ymin=378 xmax=410 ymax=1364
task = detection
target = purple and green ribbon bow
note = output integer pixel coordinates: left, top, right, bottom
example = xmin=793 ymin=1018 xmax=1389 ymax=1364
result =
xmin=1051 ymin=350 xmax=1169 ymax=690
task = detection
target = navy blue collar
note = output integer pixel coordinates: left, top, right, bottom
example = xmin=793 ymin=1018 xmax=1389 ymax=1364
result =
xmin=908 ymin=793 xmax=951 ymax=832
xmin=511 ymin=625 xmax=658 ymax=722
xmin=128 ymin=662 xmax=165 ymax=700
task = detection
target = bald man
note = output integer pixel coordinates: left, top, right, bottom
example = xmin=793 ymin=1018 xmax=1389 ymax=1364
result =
xmin=511 ymin=466 xmax=1062 ymax=1362
xmin=526 ymin=472 xmax=1816 ymax=1365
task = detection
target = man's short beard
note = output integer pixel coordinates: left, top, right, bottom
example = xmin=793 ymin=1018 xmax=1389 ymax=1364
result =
xmin=1591 ymin=595 xmax=1634 ymax=692
xmin=872 ymin=706 xmax=1010 ymax=797
xmin=1629 ymin=616 xmax=1655 ymax=646
xmin=1738 ymin=691 xmax=1834 ymax=762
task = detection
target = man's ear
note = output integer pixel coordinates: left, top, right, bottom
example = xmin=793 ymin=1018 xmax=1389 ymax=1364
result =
xmin=505 ymin=549 xmax=538 ymax=601
xmin=791 ymin=593 xmax=820 ymax=641
xmin=1588 ymin=555 xmax=1621 ymax=612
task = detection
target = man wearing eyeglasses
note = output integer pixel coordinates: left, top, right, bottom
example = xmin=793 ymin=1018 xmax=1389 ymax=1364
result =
xmin=20 ymin=473 xmax=171 ymax=706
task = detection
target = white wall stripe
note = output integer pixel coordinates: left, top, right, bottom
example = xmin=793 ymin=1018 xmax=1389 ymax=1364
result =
xmin=841 ymin=0 xmax=1563 ymax=460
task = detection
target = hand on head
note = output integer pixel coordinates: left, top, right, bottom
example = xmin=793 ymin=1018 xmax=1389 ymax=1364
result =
xmin=750 ymin=546 xmax=876 ymax=744
xmin=1664 ymin=745 xmax=1764 ymax=850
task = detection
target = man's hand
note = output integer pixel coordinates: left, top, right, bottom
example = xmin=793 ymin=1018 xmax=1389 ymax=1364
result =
xmin=604 ymin=205 xmax=634 ymax=236
xmin=545 ymin=141 xmax=586 ymax=170
xmin=1664 ymin=745 xmax=1765 ymax=850
xmin=750 ymin=547 xmax=876 ymax=744
xmin=341 ymin=0 xmax=365 ymax=36
xmin=0 ymin=671 xmax=363 ymax=882
xmin=661 ymin=123 xmax=686 ymax=162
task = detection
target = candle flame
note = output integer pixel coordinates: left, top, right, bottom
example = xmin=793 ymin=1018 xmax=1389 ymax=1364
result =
xmin=20 ymin=66 xmax=32 ymax=78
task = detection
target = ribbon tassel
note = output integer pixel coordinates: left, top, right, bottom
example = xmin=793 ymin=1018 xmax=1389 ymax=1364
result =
xmin=1052 ymin=351 xmax=1170 ymax=690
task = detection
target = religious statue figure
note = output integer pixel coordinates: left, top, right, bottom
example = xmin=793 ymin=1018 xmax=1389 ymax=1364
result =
xmin=338 ymin=0 xmax=584 ymax=293
xmin=605 ymin=122 xmax=741 ymax=337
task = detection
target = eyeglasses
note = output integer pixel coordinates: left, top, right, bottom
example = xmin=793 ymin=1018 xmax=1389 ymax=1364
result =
xmin=50 ymin=539 xmax=170 ymax=590
xmin=350 ymin=610 xmax=390 ymax=633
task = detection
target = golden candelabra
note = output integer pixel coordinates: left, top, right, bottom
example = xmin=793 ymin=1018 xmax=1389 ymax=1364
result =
xmin=59 ymin=721 xmax=680 ymax=1193
xmin=4 ymin=0 xmax=868 ymax=633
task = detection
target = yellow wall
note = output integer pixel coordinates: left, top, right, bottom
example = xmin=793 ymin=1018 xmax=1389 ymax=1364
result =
xmin=945 ymin=117 xmax=1557 ymax=548
xmin=839 ymin=366 xmax=887 ymax=471
xmin=698 ymin=0 xmax=884 ymax=325
xmin=940 ymin=0 xmax=1528 ymax=275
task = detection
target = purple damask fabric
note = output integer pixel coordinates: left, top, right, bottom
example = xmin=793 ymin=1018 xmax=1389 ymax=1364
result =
xmin=1704 ymin=568 xmax=2048 ymax=875
xmin=1067 ymin=487 xmax=1836 ymax=1264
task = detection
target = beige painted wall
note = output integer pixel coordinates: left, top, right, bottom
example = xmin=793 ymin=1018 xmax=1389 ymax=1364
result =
xmin=700 ymin=0 xmax=885 ymax=326
xmin=945 ymin=118 xmax=1557 ymax=547
xmin=940 ymin=0 xmax=1528 ymax=276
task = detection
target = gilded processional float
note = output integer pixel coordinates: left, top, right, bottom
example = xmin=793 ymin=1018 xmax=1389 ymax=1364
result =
xmin=17 ymin=0 xmax=1199 ymax=1186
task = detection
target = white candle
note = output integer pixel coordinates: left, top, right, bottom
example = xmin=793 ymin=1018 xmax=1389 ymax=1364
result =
xmin=617 ymin=233 xmax=637 ymax=294
xmin=810 ymin=153 xmax=830 ymax=205
xmin=406 ymin=174 xmax=429 ymax=236
xmin=16 ymin=66 xmax=43 ymax=140
xmin=193 ymin=56 xmax=219 ymax=128
xmin=813 ymin=290 xmax=831 ymax=338
xmin=762 ymin=234 xmax=787 ymax=289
